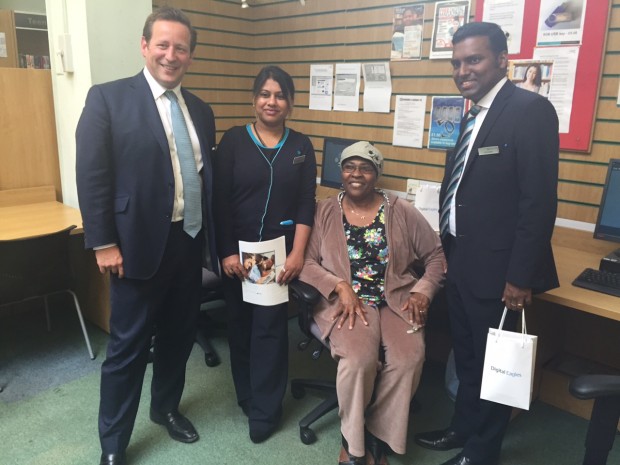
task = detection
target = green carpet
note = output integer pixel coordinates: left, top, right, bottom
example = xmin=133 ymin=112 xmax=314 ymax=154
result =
xmin=1 ymin=305 xmax=618 ymax=465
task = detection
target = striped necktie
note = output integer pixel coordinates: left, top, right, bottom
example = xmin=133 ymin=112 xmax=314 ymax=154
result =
xmin=165 ymin=90 xmax=202 ymax=238
xmin=439 ymin=105 xmax=482 ymax=239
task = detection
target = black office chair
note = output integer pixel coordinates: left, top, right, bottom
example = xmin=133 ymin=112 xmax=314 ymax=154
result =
xmin=195 ymin=268 xmax=226 ymax=367
xmin=288 ymin=279 xmax=423 ymax=446
xmin=0 ymin=225 xmax=95 ymax=360
xmin=288 ymin=279 xmax=334 ymax=445
xmin=149 ymin=268 xmax=226 ymax=367
xmin=569 ymin=375 xmax=620 ymax=465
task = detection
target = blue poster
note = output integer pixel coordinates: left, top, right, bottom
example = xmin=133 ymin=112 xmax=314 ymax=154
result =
xmin=429 ymin=96 xmax=464 ymax=149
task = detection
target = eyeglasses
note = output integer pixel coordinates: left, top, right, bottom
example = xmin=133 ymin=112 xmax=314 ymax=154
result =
xmin=342 ymin=162 xmax=375 ymax=174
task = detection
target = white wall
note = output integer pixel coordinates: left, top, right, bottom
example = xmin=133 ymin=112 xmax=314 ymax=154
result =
xmin=85 ymin=1 xmax=145 ymax=85
xmin=45 ymin=0 xmax=150 ymax=208
xmin=0 ymin=0 xmax=45 ymax=13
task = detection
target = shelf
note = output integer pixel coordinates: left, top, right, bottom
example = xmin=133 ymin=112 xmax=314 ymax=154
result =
xmin=0 ymin=10 xmax=49 ymax=69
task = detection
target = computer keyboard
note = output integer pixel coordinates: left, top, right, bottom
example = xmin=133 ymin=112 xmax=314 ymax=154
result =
xmin=572 ymin=268 xmax=620 ymax=297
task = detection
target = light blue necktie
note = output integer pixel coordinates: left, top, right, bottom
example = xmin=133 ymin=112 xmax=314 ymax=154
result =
xmin=165 ymin=90 xmax=202 ymax=238
xmin=439 ymin=105 xmax=482 ymax=239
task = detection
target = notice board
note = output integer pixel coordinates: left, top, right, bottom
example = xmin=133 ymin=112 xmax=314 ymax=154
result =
xmin=475 ymin=1 xmax=611 ymax=152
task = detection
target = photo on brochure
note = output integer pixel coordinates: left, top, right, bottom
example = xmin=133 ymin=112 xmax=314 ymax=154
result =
xmin=239 ymin=236 xmax=288 ymax=306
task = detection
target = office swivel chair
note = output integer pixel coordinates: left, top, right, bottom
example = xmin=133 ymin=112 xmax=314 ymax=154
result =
xmin=0 ymin=225 xmax=95 ymax=360
xmin=288 ymin=279 xmax=424 ymax=445
xmin=195 ymin=268 xmax=226 ymax=367
xmin=288 ymin=279 xmax=333 ymax=445
xmin=570 ymin=375 xmax=620 ymax=465
xmin=149 ymin=268 xmax=226 ymax=367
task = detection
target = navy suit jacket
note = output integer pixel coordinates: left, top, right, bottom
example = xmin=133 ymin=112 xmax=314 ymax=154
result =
xmin=76 ymin=72 xmax=217 ymax=280
xmin=439 ymin=80 xmax=559 ymax=298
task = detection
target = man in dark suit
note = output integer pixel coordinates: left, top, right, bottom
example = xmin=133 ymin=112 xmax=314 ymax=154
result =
xmin=76 ymin=7 xmax=217 ymax=465
xmin=415 ymin=22 xmax=559 ymax=465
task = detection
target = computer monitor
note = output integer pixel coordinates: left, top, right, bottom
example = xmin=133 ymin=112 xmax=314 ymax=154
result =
xmin=320 ymin=137 xmax=357 ymax=189
xmin=594 ymin=158 xmax=620 ymax=244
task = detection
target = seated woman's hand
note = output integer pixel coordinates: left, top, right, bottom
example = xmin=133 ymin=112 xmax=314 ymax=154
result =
xmin=401 ymin=292 xmax=430 ymax=329
xmin=332 ymin=282 xmax=368 ymax=330
xmin=222 ymin=254 xmax=248 ymax=280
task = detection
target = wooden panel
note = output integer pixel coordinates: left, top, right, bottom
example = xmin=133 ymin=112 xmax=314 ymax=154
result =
xmin=166 ymin=0 xmax=620 ymax=225
xmin=558 ymin=182 xmax=602 ymax=206
xmin=0 ymin=185 xmax=56 ymax=207
xmin=0 ymin=68 xmax=61 ymax=197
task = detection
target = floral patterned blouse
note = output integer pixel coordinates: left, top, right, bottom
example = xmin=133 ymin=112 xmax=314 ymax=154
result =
xmin=344 ymin=203 xmax=389 ymax=307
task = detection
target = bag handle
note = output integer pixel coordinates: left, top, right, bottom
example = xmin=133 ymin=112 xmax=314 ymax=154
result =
xmin=496 ymin=307 xmax=528 ymax=347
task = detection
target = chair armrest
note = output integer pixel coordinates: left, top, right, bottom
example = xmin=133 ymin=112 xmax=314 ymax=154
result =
xmin=289 ymin=279 xmax=321 ymax=305
xmin=289 ymin=279 xmax=321 ymax=338
xmin=569 ymin=375 xmax=620 ymax=400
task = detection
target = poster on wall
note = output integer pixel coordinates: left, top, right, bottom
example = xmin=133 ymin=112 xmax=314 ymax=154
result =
xmin=334 ymin=62 xmax=361 ymax=112
xmin=362 ymin=62 xmax=392 ymax=113
xmin=509 ymin=59 xmax=554 ymax=99
xmin=428 ymin=96 xmax=465 ymax=149
xmin=309 ymin=64 xmax=334 ymax=111
xmin=393 ymin=95 xmax=427 ymax=148
xmin=0 ymin=33 xmax=7 ymax=58
xmin=533 ymin=45 xmax=580 ymax=133
xmin=482 ymin=0 xmax=525 ymax=55
xmin=430 ymin=0 xmax=470 ymax=59
xmin=391 ymin=5 xmax=425 ymax=61
xmin=537 ymin=0 xmax=587 ymax=46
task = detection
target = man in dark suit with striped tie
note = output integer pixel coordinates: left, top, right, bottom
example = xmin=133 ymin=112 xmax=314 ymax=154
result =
xmin=415 ymin=22 xmax=559 ymax=465
xmin=76 ymin=7 xmax=217 ymax=465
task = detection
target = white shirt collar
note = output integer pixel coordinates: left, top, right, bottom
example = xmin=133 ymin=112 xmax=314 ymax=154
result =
xmin=142 ymin=67 xmax=181 ymax=100
xmin=474 ymin=77 xmax=507 ymax=110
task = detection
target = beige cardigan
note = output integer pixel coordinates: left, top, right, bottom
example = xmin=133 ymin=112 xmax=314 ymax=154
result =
xmin=299 ymin=192 xmax=446 ymax=340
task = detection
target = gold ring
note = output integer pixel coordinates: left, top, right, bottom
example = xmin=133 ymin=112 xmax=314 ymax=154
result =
xmin=517 ymin=303 xmax=524 ymax=307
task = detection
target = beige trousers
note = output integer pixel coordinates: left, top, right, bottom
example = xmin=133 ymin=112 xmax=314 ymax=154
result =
xmin=321 ymin=305 xmax=425 ymax=458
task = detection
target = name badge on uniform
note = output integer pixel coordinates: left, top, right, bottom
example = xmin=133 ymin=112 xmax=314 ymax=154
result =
xmin=478 ymin=146 xmax=500 ymax=156
xmin=293 ymin=155 xmax=306 ymax=164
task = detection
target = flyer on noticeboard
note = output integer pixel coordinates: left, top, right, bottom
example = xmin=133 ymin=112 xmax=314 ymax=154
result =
xmin=430 ymin=0 xmax=470 ymax=59
xmin=428 ymin=96 xmax=465 ymax=149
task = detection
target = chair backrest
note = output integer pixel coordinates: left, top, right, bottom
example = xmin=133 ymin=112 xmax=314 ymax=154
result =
xmin=289 ymin=279 xmax=322 ymax=339
xmin=201 ymin=267 xmax=224 ymax=303
xmin=0 ymin=225 xmax=76 ymax=305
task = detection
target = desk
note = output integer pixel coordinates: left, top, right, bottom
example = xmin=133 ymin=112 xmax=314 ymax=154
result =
xmin=530 ymin=227 xmax=620 ymax=423
xmin=538 ymin=244 xmax=620 ymax=321
xmin=0 ymin=197 xmax=110 ymax=332
xmin=0 ymin=201 xmax=83 ymax=240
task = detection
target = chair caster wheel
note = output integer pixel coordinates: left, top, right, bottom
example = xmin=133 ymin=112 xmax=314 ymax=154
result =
xmin=300 ymin=427 xmax=316 ymax=445
xmin=291 ymin=385 xmax=305 ymax=399
xmin=204 ymin=352 xmax=220 ymax=367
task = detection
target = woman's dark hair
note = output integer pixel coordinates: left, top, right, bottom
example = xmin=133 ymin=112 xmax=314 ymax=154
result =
xmin=523 ymin=64 xmax=542 ymax=87
xmin=143 ymin=7 xmax=197 ymax=53
xmin=252 ymin=66 xmax=295 ymax=107
xmin=452 ymin=21 xmax=508 ymax=56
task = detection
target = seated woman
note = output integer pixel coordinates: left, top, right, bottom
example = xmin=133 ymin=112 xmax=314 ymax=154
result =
xmin=299 ymin=141 xmax=445 ymax=465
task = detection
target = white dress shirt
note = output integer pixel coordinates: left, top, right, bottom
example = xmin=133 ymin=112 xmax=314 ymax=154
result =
xmin=448 ymin=77 xmax=507 ymax=237
xmin=143 ymin=67 xmax=203 ymax=223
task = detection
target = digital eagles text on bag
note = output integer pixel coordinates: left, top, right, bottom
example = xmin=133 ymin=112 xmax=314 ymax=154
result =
xmin=480 ymin=308 xmax=538 ymax=410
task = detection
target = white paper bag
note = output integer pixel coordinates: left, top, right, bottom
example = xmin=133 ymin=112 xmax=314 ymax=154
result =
xmin=414 ymin=184 xmax=440 ymax=232
xmin=480 ymin=307 xmax=538 ymax=410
